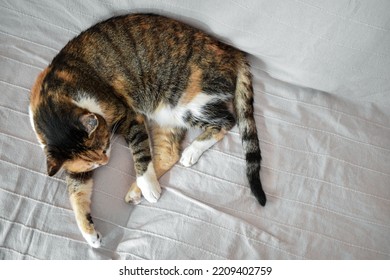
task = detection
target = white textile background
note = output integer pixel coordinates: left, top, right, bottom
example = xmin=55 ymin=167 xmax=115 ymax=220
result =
xmin=0 ymin=0 xmax=389 ymax=259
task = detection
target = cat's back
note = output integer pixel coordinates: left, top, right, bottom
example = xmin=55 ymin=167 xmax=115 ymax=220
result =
xmin=60 ymin=13 xmax=243 ymax=70
xmin=51 ymin=14 xmax=245 ymax=109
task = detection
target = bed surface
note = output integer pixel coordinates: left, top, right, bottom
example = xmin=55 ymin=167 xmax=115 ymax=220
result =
xmin=1 ymin=0 xmax=389 ymax=259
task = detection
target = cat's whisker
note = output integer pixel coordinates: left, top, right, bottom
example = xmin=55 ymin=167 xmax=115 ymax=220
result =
xmin=111 ymin=134 xmax=120 ymax=144
xmin=109 ymin=124 xmax=120 ymax=146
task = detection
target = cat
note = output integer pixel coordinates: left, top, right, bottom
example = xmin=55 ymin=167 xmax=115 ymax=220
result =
xmin=29 ymin=13 xmax=266 ymax=248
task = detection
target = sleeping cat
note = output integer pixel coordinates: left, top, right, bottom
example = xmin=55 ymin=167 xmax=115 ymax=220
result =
xmin=29 ymin=14 xmax=266 ymax=248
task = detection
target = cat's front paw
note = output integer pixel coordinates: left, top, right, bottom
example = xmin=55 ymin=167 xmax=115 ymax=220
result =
xmin=136 ymin=163 xmax=161 ymax=203
xmin=82 ymin=230 xmax=102 ymax=248
xmin=180 ymin=145 xmax=203 ymax=167
xmin=137 ymin=177 xmax=161 ymax=203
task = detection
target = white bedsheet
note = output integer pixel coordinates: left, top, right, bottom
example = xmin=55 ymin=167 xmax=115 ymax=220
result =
xmin=0 ymin=0 xmax=389 ymax=259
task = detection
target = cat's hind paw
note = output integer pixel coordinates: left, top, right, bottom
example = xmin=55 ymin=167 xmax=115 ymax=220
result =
xmin=125 ymin=183 xmax=142 ymax=205
xmin=180 ymin=145 xmax=203 ymax=167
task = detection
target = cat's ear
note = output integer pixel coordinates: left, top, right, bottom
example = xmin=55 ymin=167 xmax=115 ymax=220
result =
xmin=80 ymin=113 xmax=99 ymax=137
xmin=46 ymin=155 xmax=64 ymax=177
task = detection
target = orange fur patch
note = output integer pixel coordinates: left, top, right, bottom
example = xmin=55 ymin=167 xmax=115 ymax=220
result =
xmin=68 ymin=180 xmax=94 ymax=234
xmin=108 ymin=75 xmax=134 ymax=124
xmin=135 ymin=114 xmax=145 ymax=124
xmin=213 ymin=128 xmax=228 ymax=141
xmin=180 ymin=66 xmax=202 ymax=104
xmin=30 ymin=67 xmax=50 ymax=109
xmin=64 ymin=150 xmax=109 ymax=173
xmin=64 ymin=158 xmax=93 ymax=173
xmin=206 ymin=44 xmax=225 ymax=56
xmin=55 ymin=70 xmax=75 ymax=84
xmin=112 ymin=75 xmax=127 ymax=94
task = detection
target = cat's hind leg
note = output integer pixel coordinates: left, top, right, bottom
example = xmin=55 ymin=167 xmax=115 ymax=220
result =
xmin=180 ymin=103 xmax=236 ymax=167
xmin=125 ymin=124 xmax=186 ymax=204
xmin=125 ymin=183 xmax=142 ymax=205
xmin=152 ymin=125 xmax=187 ymax=177
xmin=180 ymin=127 xmax=228 ymax=167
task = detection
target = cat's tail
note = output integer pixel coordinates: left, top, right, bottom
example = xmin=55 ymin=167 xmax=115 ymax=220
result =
xmin=234 ymin=60 xmax=266 ymax=206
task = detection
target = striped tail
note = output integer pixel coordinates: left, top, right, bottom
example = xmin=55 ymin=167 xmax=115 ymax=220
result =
xmin=234 ymin=60 xmax=266 ymax=206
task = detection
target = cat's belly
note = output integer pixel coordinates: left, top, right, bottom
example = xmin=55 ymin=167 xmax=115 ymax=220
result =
xmin=149 ymin=104 xmax=187 ymax=128
xmin=148 ymin=92 xmax=217 ymax=128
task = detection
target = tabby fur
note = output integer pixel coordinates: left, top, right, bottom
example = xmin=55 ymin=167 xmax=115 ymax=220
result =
xmin=29 ymin=14 xmax=266 ymax=247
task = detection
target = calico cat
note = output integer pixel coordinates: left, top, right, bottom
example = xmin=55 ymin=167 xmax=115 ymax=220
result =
xmin=29 ymin=14 xmax=266 ymax=248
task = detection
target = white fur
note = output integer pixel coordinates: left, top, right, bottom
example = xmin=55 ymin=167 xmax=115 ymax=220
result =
xmin=136 ymin=162 xmax=161 ymax=203
xmin=105 ymin=145 xmax=112 ymax=157
xmin=150 ymin=103 xmax=186 ymax=127
xmin=90 ymin=163 xmax=100 ymax=170
xmin=28 ymin=106 xmax=45 ymax=149
xmin=149 ymin=92 xmax=217 ymax=127
xmin=28 ymin=106 xmax=36 ymax=132
xmin=180 ymin=138 xmax=218 ymax=167
xmin=82 ymin=230 xmax=102 ymax=248
xmin=73 ymin=94 xmax=104 ymax=117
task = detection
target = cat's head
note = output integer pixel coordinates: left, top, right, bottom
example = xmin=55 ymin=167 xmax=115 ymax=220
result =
xmin=30 ymin=70 xmax=111 ymax=176
xmin=36 ymin=104 xmax=111 ymax=176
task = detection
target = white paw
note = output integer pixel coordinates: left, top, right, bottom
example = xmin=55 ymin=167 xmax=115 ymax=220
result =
xmin=125 ymin=184 xmax=142 ymax=205
xmin=82 ymin=230 xmax=102 ymax=248
xmin=180 ymin=145 xmax=203 ymax=167
xmin=137 ymin=177 xmax=161 ymax=203
xmin=136 ymin=163 xmax=161 ymax=203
